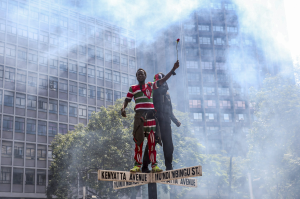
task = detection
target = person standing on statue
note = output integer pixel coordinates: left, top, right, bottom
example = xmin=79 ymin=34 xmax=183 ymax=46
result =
xmin=121 ymin=61 xmax=179 ymax=173
xmin=142 ymin=73 xmax=181 ymax=172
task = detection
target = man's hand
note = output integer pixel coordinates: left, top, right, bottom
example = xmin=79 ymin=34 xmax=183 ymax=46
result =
xmin=172 ymin=60 xmax=179 ymax=71
xmin=121 ymin=108 xmax=126 ymax=117
xmin=176 ymin=121 xmax=181 ymax=127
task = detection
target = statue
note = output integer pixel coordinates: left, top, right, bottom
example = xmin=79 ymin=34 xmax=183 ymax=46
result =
xmin=142 ymin=73 xmax=181 ymax=173
xmin=121 ymin=61 xmax=179 ymax=173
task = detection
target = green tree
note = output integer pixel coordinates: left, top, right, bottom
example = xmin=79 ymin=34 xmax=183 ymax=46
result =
xmin=248 ymin=74 xmax=300 ymax=199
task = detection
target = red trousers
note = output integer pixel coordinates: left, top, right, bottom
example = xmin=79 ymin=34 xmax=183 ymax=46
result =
xmin=134 ymin=127 xmax=157 ymax=167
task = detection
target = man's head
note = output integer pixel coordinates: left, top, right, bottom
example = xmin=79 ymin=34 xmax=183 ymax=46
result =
xmin=136 ymin=68 xmax=147 ymax=83
xmin=154 ymin=73 xmax=168 ymax=94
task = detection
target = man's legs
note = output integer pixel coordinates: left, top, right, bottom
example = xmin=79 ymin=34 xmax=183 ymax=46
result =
xmin=142 ymin=144 xmax=151 ymax=172
xmin=147 ymin=130 xmax=157 ymax=168
xmin=160 ymin=123 xmax=174 ymax=170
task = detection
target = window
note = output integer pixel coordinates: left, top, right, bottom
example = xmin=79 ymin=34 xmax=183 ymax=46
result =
xmin=105 ymin=69 xmax=112 ymax=82
xmin=28 ymin=28 xmax=38 ymax=41
xmin=205 ymin=113 xmax=217 ymax=122
xmin=37 ymin=145 xmax=46 ymax=160
xmin=184 ymin=24 xmax=195 ymax=29
xmin=39 ymin=75 xmax=48 ymax=89
xmin=16 ymin=93 xmax=26 ymax=108
xmin=105 ymin=50 xmax=112 ymax=62
xmin=27 ymin=95 xmax=37 ymax=110
xmin=79 ymin=45 xmax=86 ymax=55
xmin=106 ymin=89 xmax=113 ymax=102
xmin=219 ymin=100 xmax=231 ymax=109
xmin=88 ymin=107 xmax=96 ymax=119
xmin=59 ymin=124 xmax=68 ymax=134
xmin=225 ymin=3 xmax=236 ymax=10
xmin=215 ymin=49 xmax=225 ymax=58
xmin=89 ymin=85 xmax=96 ymax=99
xmin=18 ymin=25 xmax=27 ymax=37
xmin=105 ymin=31 xmax=111 ymax=41
xmin=233 ymin=87 xmax=245 ymax=96
xmin=206 ymin=126 xmax=219 ymax=136
xmin=59 ymin=101 xmax=68 ymax=115
xmin=15 ymin=117 xmax=25 ymax=133
xmin=59 ymin=79 xmax=68 ymax=93
xmin=2 ymin=141 xmax=12 ymax=159
xmin=186 ymin=61 xmax=198 ymax=69
xmin=96 ymin=47 xmax=104 ymax=60
xmin=49 ymin=58 xmax=58 ymax=69
xmin=14 ymin=143 xmax=24 ymax=159
xmin=228 ymin=38 xmax=238 ymax=46
xmin=201 ymin=61 xmax=213 ymax=69
xmin=218 ymin=74 xmax=228 ymax=82
xmin=26 ymin=144 xmax=35 ymax=160
xmin=25 ymin=169 xmax=34 ymax=185
xmin=38 ymin=98 xmax=47 ymax=112
xmin=97 ymin=67 xmax=104 ymax=79
xmin=26 ymin=119 xmax=36 ymax=134
xmin=129 ymin=76 xmax=136 ymax=85
xmin=49 ymin=100 xmax=58 ymax=114
xmin=113 ymin=34 xmax=120 ymax=44
xmin=40 ymin=13 xmax=49 ymax=23
xmin=214 ymin=37 xmax=225 ymax=45
xmin=227 ymin=26 xmax=237 ymax=33
xmin=13 ymin=168 xmax=23 ymax=184
xmin=198 ymin=25 xmax=209 ymax=31
xmin=88 ymin=46 xmax=95 ymax=59
xmin=60 ymin=59 xmax=67 ymax=72
xmin=129 ymin=57 xmax=135 ymax=69
xmin=235 ymin=101 xmax=246 ymax=109
xmin=203 ymin=87 xmax=215 ymax=95
xmin=0 ymin=167 xmax=11 ymax=184
xmin=39 ymin=31 xmax=48 ymax=43
xmin=216 ymin=62 xmax=226 ymax=70
xmin=222 ymin=114 xmax=233 ymax=122
xmin=193 ymin=113 xmax=202 ymax=121
xmin=185 ymin=48 xmax=198 ymax=56
xmin=50 ymin=34 xmax=58 ymax=46
xmin=79 ymin=84 xmax=87 ymax=97
xmin=59 ymin=16 xmax=68 ymax=28
xmin=49 ymin=77 xmax=58 ymax=91
xmin=113 ymin=71 xmax=120 ymax=83
xmin=48 ymin=122 xmax=57 ymax=137
xmin=5 ymin=67 xmax=15 ymax=82
xmin=38 ymin=121 xmax=47 ymax=136
xmin=236 ymin=114 xmax=246 ymax=122
xmin=218 ymin=87 xmax=229 ymax=96
xmin=114 ymin=91 xmax=121 ymax=101
xmin=28 ymin=73 xmax=37 ymax=87
xmin=187 ymin=73 xmax=200 ymax=81
xmin=3 ymin=116 xmax=13 ymax=131
xmin=28 ymin=50 xmax=38 ymax=63
xmin=97 ymin=87 xmax=104 ymax=100
xmin=189 ymin=100 xmax=201 ymax=108
xmin=200 ymin=49 xmax=212 ymax=57
xmin=4 ymin=91 xmax=14 ymax=107
xmin=204 ymin=100 xmax=216 ymax=108
xmin=88 ymin=66 xmax=95 ymax=77
xmin=69 ymin=103 xmax=77 ymax=117
xmin=7 ymin=23 xmax=17 ymax=35
xmin=121 ymin=55 xmax=127 ymax=65
xmin=69 ymin=61 xmax=77 ymax=73
xmin=202 ymin=74 xmax=214 ymax=82
xmin=0 ymin=43 xmax=3 ymax=55
xmin=121 ymin=74 xmax=128 ymax=85
xmin=18 ymin=48 xmax=27 ymax=60
xmin=184 ymin=36 xmax=196 ymax=42
xmin=79 ymin=105 xmax=87 ymax=117
xmin=188 ymin=87 xmax=200 ymax=95
xmin=199 ymin=37 xmax=210 ymax=44
xmin=213 ymin=26 xmax=224 ymax=32
xmin=211 ymin=2 xmax=222 ymax=9
xmin=120 ymin=37 xmax=127 ymax=47
xmin=37 ymin=170 xmax=46 ymax=186
xmin=0 ymin=19 xmax=5 ymax=33
xmin=79 ymin=63 xmax=86 ymax=76
xmin=69 ymin=81 xmax=77 ymax=95
xmin=6 ymin=44 xmax=16 ymax=57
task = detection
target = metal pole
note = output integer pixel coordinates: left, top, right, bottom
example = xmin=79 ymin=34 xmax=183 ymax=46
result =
xmin=229 ymin=156 xmax=232 ymax=199
xmin=148 ymin=183 xmax=157 ymax=199
xmin=248 ymin=173 xmax=254 ymax=199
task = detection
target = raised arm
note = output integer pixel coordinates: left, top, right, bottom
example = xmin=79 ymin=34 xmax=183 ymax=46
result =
xmin=157 ymin=61 xmax=179 ymax=86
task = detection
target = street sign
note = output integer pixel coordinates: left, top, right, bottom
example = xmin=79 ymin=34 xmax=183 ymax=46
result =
xmin=113 ymin=181 xmax=145 ymax=190
xmin=159 ymin=178 xmax=197 ymax=187
xmin=98 ymin=170 xmax=151 ymax=183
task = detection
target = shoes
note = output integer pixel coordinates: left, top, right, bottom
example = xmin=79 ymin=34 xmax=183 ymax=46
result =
xmin=152 ymin=165 xmax=163 ymax=173
xmin=130 ymin=166 xmax=141 ymax=172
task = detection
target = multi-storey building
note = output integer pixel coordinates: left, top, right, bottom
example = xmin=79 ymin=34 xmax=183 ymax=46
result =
xmin=0 ymin=0 xmax=136 ymax=198
xmin=139 ymin=1 xmax=291 ymax=156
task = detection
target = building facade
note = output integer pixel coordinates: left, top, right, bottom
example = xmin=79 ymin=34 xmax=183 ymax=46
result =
xmin=0 ymin=0 xmax=136 ymax=198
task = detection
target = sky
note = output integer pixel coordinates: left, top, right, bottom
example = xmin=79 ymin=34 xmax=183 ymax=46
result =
xmin=284 ymin=0 xmax=300 ymax=60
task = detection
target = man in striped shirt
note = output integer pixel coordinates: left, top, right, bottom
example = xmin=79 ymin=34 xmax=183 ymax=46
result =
xmin=121 ymin=61 xmax=179 ymax=172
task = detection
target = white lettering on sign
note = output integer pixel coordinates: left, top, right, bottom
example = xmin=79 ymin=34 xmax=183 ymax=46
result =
xmin=98 ymin=170 xmax=151 ymax=183
xmin=160 ymin=178 xmax=197 ymax=187
xmin=113 ymin=181 xmax=144 ymax=190
xmin=153 ymin=166 xmax=202 ymax=182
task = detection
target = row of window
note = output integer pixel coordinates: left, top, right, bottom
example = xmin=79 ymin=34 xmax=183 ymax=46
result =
xmin=188 ymin=99 xmax=249 ymax=109
xmin=188 ymin=87 xmax=244 ymax=96
xmin=187 ymin=73 xmax=230 ymax=83
xmin=191 ymin=112 xmax=247 ymax=122
xmin=185 ymin=25 xmax=238 ymax=33
xmin=184 ymin=36 xmax=253 ymax=46
xmin=186 ymin=61 xmax=256 ymax=71
xmin=0 ymin=167 xmax=47 ymax=186
xmin=0 ymin=42 xmax=136 ymax=66
xmin=0 ymin=66 xmax=136 ymax=89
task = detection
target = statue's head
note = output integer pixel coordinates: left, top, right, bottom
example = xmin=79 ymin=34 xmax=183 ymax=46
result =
xmin=136 ymin=68 xmax=147 ymax=83
xmin=154 ymin=73 xmax=168 ymax=94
